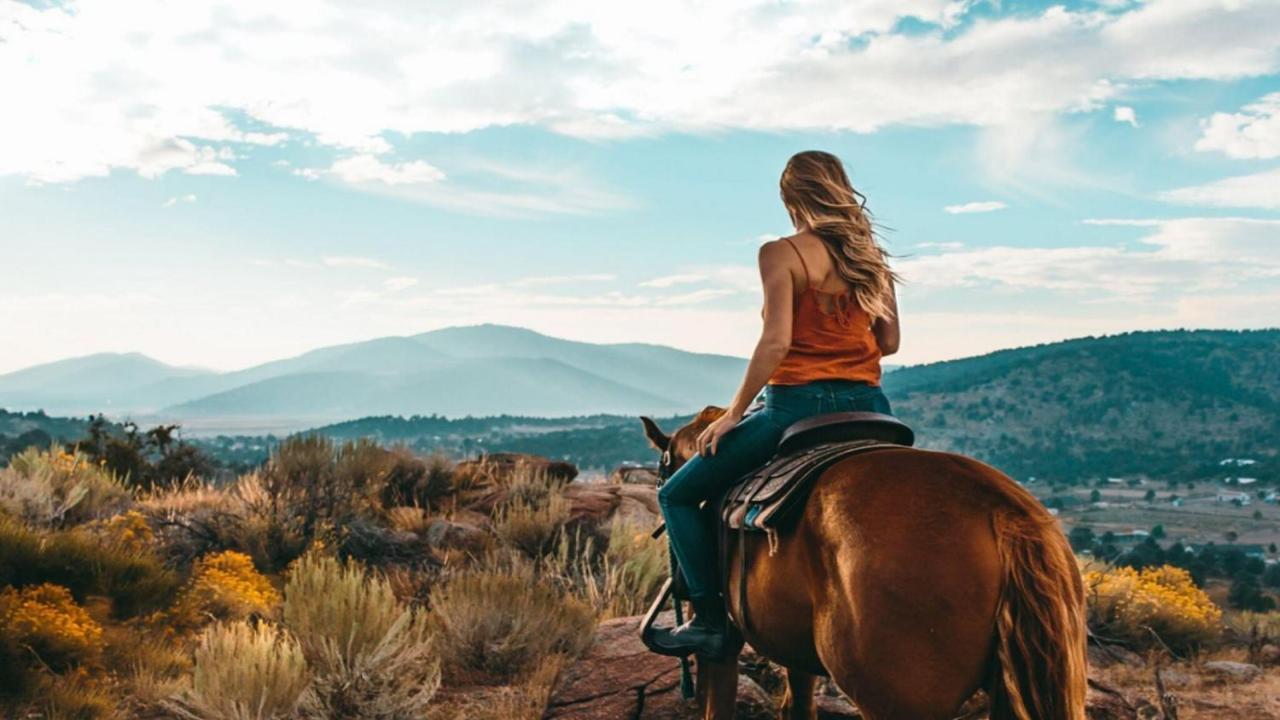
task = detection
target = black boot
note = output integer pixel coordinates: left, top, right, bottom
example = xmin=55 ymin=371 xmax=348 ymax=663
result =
xmin=646 ymin=593 xmax=729 ymax=660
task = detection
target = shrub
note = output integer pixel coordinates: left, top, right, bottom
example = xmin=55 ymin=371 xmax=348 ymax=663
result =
xmin=33 ymin=670 xmax=120 ymax=720
xmin=1085 ymin=564 xmax=1223 ymax=651
xmin=168 ymin=621 xmax=310 ymax=720
xmin=0 ymin=516 xmax=178 ymax=619
xmin=170 ymin=551 xmax=281 ymax=629
xmin=284 ymin=552 xmax=439 ymax=718
xmin=494 ymin=493 xmax=569 ymax=560
xmin=429 ymin=563 xmax=594 ymax=684
xmin=548 ymin=519 xmax=668 ymax=619
xmin=96 ymin=510 xmax=154 ymax=552
xmin=380 ymin=449 xmax=454 ymax=509
xmin=0 ymin=584 xmax=103 ymax=671
xmin=0 ymin=446 xmax=131 ymax=527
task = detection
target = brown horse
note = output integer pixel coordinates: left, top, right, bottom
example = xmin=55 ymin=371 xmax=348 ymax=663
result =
xmin=641 ymin=407 xmax=1087 ymax=720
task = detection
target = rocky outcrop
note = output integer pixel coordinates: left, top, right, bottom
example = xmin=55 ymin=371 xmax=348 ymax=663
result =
xmin=543 ymin=613 xmax=772 ymax=720
xmin=611 ymin=465 xmax=660 ymax=486
xmin=1201 ymin=660 xmax=1262 ymax=682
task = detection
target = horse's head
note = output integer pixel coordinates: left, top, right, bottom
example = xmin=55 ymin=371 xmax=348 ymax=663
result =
xmin=639 ymin=406 xmax=728 ymax=480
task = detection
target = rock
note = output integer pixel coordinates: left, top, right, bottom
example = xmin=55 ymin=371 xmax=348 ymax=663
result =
xmin=612 ymin=465 xmax=660 ymax=486
xmin=423 ymin=518 xmax=489 ymax=553
xmin=1085 ymin=690 xmax=1137 ymax=720
xmin=1088 ymin=642 xmax=1144 ymax=668
xmin=738 ymin=645 xmax=786 ymax=696
xmin=544 ymin=613 xmax=776 ymax=719
xmin=815 ymin=692 xmax=861 ymax=719
xmin=562 ymin=483 xmax=621 ymax=524
xmin=615 ymin=485 xmax=661 ymax=528
xmin=1201 ymin=660 xmax=1262 ymax=682
xmin=1155 ymin=667 xmax=1193 ymax=688
xmin=733 ymin=675 xmax=774 ymax=720
xmin=1257 ymin=642 xmax=1280 ymax=666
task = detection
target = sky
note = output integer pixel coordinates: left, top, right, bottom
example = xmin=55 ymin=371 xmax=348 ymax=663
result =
xmin=1 ymin=0 xmax=1279 ymax=374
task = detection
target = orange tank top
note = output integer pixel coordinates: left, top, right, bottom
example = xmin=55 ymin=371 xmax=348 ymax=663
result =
xmin=767 ymin=237 xmax=883 ymax=387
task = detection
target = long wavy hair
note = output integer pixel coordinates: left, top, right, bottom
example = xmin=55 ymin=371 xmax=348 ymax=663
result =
xmin=780 ymin=150 xmax=898 ymax=321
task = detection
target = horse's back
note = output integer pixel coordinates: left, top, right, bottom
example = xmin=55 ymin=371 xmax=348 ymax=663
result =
xmin=737 ymin=446 xmax=1023 ymax=718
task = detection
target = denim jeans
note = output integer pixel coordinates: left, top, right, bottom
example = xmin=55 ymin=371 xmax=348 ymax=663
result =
xmin=657 ymin=380 xmax=893 ymax=598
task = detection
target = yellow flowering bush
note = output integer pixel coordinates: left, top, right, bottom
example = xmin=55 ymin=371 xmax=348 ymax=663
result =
xmin=100 ymin=509 xmax=154 ymax=552
xmin=1085 ymin=565 xmax=1222 ymax=650
xmin=0 ymin=446 xmax=131 ymax=527
xmin=171 ymin=551 xmax=281 ymax=628
xmin=0 ymin=583 xmax=104 ymax=670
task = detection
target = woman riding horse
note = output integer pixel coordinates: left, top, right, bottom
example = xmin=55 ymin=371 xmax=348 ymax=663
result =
xmin=648 ymin=149 xmax=900 ymax=659
xmin=643 ymin=151 xmax=1087 ymax=720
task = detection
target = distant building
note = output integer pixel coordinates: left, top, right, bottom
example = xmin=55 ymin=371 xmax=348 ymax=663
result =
xmin=1106 ymin=477 xmax=1125 ymax=484
xmin=1219 ymin=458 xmax=1258 ymax=467
xmin=1237 ymin=477 xmax=1258 ymax=485
xmin=1216 ymin=489 xmax=1252 ymax=505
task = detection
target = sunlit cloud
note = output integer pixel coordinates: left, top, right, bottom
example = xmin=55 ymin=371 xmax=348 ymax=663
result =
xmin=1158 ymin=168 xmax=1280 ymax=210
xmin=944 ymin=201 xmax=1007 ymax=214
xmin=1195 ymin=91 xmax=1280 ymax=159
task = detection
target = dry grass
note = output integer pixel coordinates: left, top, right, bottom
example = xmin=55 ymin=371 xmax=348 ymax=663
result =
xmin=429 ymin=561 xmax=594 ymax=685
xmin=494 ymin=492 xmax=570 ymax=559
xmin=284 ymin=552 xmax=439 ymax=718
xmin=427 ymin=653 xmax=569 ymax=720
xmin=1091 ymin=651 xmax=1280 ymax=719
xmin=167 ymin=620 xmax=311 ymax=720
xmin=0 ymin=446 xmax=132 ymax=527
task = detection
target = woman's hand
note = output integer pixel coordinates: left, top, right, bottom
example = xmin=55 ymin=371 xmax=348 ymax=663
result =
xmin=696 ymin=409 xmax=743 ymax=456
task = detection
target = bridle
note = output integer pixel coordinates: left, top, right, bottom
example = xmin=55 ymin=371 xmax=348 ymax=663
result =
xmin=657 ymin=448 xmax=675 ymax=482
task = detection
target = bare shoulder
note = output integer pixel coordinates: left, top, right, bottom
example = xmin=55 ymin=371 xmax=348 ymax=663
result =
xmin=757 ymin=237 xmax=795 ymax=266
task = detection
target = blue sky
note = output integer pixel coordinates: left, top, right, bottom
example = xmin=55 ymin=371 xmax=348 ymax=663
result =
xmin=1 ymin=0 xmax=1278 ymax=373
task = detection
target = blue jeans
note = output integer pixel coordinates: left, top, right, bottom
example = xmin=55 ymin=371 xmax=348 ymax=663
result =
xmin=657 ymin=380 xmax=893 ymax=598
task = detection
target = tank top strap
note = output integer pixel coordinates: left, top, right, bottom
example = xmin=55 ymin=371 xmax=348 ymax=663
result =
xmin=782 ymin=237 xmax=812 ymax=291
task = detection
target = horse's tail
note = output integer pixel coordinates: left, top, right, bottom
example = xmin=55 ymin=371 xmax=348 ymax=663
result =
xmin=988 ymin=507 xmax=1088 ymax=720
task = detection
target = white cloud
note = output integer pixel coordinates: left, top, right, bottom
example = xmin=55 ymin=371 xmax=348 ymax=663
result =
xmin=898 ymin=216 xmax=1280 ymax=297
xmin=321 ymin=256 xmax=390 ymax=270
xmin=383 ymin=276 xmax=419 ymax=291
xmin=944 ymin=201 xmax=1007 ymax=214
xmin=510 ymin=273 xmax=617 ymax=287
xmin=3 ymin=0 xmax=1279 ymax=185
xmin=639 ymin=273 xmax=709 ymax=288
xmin=327 ymin=155 xmax=446 ymax=186
xmin=1158 ymin=167 xmax=1280 ymax=209
xmin=654 ymin=288 xmax=739 ymax=306
xmin=1113 ymin=105 xmax=1139 ymax=127
xmin=914 ymin=241 xmax=965 ymax=249
xmin=1195 ymin=92 xmax=1280 ymax=159
xmin=162 ymin=193 xmax=197 ymax=208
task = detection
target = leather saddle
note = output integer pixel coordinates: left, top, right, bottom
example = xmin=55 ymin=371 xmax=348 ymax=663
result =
xmin=720 ymin=411 xmax=915 ymax=537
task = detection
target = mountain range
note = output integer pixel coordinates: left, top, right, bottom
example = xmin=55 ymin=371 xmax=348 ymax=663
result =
xmin=0 ymin=325 xmax=747 ymax=422
xmin=2 ymin=328 xmax=1276 ymax=482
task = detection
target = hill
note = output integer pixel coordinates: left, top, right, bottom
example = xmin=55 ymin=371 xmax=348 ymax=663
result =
xmin=0 ymin=325 xmax=746 ymax=421
xmin=313 ymin=329 xmax=1280 ymax=480
xmin=0 ymin=353 xmax=212 ymax=414
xmin=884 ymin=329 xmax=1279 ymax=482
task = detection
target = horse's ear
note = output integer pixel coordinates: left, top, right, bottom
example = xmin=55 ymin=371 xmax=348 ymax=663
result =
xmin=639 ymin=416 xmax=670 ymax=451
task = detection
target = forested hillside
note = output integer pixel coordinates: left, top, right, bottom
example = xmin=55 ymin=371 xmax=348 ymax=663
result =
xmin=885 ymin=329 xmax=1279 ymax=483
xmin=4 ymin=330 xmax=1276 ymax=483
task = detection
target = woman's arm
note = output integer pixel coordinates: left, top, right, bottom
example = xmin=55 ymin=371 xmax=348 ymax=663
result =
xmin=872 ymin=280 xmax=900 ymax=356
xmin=696 ymin=241 xmax=794 ymax=455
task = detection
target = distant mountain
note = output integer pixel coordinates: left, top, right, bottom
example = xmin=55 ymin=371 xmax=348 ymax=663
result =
xmin=0 ymin=353 xmax=212 ymax=413
xmin=311 ymin=329 xmax=1280 ymax=479
xmin=4 ymin=329 xmax=1276 ymax=481
xmin=0 ymin=325 xmax=746 ymax=422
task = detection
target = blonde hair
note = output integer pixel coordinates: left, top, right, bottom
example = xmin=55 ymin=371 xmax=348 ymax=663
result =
xmin=780 ymin=150 xmax=898 ymax=321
